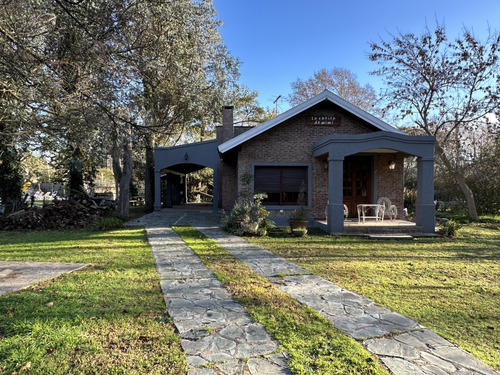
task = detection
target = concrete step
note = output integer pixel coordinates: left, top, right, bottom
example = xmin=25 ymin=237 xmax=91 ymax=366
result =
xmin=368 ymin=234 xmax=414 ymax=240
xmin=344 ymin=225 xmax=423 ymax=234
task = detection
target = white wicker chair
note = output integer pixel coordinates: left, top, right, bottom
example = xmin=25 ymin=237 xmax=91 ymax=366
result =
xmin=377 ymin=197 xmax=397 ymax=220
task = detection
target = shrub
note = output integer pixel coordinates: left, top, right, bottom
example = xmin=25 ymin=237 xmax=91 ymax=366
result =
xmin=438 ymin=219 xmax=462 ymax=237
xmin=222 ymin=174 xmax=275 ymax=236
xmin=94 ymin=216 xmax=124 ymax=231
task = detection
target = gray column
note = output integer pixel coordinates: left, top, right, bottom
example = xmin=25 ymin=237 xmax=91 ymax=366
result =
xmin=327 ymin=156 xmax=344 ymax=234
xmin=212 ymin=168 xmax=219 ymax=212
xmin=154 ymin=169 xmax=162 ymax=210
xmin=416 ymin=157 xmax=435 ymax=233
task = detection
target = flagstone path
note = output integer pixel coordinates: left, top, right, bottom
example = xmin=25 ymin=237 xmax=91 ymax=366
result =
xmin=127 ymin=210 xmax=498 ymax=375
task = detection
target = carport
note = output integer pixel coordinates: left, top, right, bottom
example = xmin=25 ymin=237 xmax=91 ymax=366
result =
xmin=154 ymin=140 xmax=219 ymax=211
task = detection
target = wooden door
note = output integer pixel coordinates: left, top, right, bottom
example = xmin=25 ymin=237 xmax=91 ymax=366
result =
xmin=343 ymin=156 xmax=372 ymax=217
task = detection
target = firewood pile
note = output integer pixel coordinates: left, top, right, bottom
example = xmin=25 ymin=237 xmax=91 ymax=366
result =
xmin=0 ymin=196 xmax=115 ymax=231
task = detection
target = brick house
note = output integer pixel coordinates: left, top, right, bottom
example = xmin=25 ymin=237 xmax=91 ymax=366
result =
xmin=154 ymin=90 xmax=436 ymax=233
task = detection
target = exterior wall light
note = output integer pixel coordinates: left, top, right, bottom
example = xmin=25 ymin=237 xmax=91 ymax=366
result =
xmin=184 ymin=152 xmax=189 ymax=161
xmin=388 ymin=160 xmax=396 ymax=170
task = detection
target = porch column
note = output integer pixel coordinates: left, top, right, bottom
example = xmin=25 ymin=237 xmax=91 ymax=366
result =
xmin=154 ymin=169 xmax=162 ymax=210
xmin=327 ymin=155 xmax=344 ymax=234
xmin=416 ymin=156 xmax=435 ymax=233
xmin=212 ymin=168 xmax=219 ymax=211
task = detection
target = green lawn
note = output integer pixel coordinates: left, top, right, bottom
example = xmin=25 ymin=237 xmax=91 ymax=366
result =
xmin=1 ymin=219 xmax=498 ymax=373
xmin=0 ymin=229 xmax=186 ymax=375
xmin=248 ymin=222 xmax=500 ymax=371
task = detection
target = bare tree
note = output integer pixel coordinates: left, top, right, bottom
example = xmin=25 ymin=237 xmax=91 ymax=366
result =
xmin=370 ymin=25 xmax=500 ymax=220
xmin=288 ymin=67 xmax=380 ymax=114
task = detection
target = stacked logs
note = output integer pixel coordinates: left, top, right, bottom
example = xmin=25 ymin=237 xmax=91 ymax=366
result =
xmin=0 ymin=197 xmax=115 ymax=231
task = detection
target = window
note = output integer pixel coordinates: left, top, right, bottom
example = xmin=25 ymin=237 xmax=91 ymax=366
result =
xmin=254 ymin=166 xmax=308 ymax=206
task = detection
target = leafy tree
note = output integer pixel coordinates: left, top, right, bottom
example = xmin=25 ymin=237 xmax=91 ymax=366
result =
xmin=231 ymin=85 xmax=275 ymax=125
xmin=370 ymin=25 xmax=500 ymax=220
xmin=0 ymin=146 xmax=22 ymax=212
xmin=119 ymin=0 xmax=239 ymax=212
xmin=288 ymin=67 xmax=380 ymax=114
xmin=0 ymin=0 xmax=241 ymax=217
xmin=1 ymin=0 xmax=117 ymax=199
xmin=21 ymin=153 xmax=56 ymax=184
xmin=0 ymin=1 xmax=46 ymax=209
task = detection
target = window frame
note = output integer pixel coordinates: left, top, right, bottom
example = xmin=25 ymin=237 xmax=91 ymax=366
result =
xmin=252 ymin=163 xmax=312 ymax=209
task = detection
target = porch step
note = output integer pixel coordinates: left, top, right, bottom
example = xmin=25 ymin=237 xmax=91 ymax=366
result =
xmin=368 ymin=234 xmax=414 ymax=240
xmin=343 ymin=225 xmax=423 ymax=234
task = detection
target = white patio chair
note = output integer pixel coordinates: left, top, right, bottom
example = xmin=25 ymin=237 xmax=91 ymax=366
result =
xmin=377 ymin=197 xmax=397 ymax=220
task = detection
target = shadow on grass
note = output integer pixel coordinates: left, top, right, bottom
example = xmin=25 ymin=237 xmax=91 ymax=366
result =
xmin=0 ymin=227 xmax=186 ymax=374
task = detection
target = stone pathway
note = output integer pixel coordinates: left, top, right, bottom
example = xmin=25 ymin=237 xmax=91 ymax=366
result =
xmin=145 ymin=221 xmax=290 ymax=375
xmin=128 ymin=210 xmax=498 ymax=375
xmin=197 ymin=226 xmax=498 ymax=375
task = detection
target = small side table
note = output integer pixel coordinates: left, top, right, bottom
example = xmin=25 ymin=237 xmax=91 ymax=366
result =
xmin=357 ymin=204 xmax=385 ymax=224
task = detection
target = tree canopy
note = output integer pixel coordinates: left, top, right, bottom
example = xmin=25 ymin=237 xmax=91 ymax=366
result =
xmin=0 ymin=0 xmax=242 ymax=216
xmin=370 ymin=24 xmax=500 ymax=219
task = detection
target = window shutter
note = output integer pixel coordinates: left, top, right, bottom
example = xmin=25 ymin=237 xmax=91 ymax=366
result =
xmin=282 ymin=167 xmax=307 ymax=191
xmin=254 ymin=167 xmax=280 ymax=192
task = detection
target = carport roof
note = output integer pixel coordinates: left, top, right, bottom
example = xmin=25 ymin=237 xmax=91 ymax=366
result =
xmin=218 ymin=89 xmax=403 ymax=154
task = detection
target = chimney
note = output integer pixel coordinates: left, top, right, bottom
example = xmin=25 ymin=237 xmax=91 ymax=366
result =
xmin=222 ymin=105 xmax=234 ymax=142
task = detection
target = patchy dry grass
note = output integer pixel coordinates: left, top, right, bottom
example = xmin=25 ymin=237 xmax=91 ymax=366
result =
xmin=249 ymin=223 xmax=500 ymax=371
xmin=0 ymin=228 xmax=186 ymax=374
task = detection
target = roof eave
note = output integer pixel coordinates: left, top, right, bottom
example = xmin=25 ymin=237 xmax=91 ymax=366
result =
xmin=218 ymin=90 xmax=402 ymax=154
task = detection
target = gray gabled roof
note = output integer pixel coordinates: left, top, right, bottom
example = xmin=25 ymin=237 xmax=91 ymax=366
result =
xmin=218 ymin=89 xmax=403 ymax=154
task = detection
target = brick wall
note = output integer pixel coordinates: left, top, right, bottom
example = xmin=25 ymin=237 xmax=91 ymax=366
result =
xmin=230 ymin=104 xmax=374 ymax=217
xmin=216 ymin=116 xmax=255 ymax=210
xmin=375 ymin=153 xmax=405 ymax=218
xmin=218 ymin=103 xmax=405 ymax=220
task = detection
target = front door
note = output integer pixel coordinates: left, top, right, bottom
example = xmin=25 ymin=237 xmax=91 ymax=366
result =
xmin=343 ymin=156 xmax=372 ymax=217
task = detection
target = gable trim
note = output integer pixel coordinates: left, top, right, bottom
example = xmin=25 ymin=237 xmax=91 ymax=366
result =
xmin=218 ymin=90 xmax=403 ymax=154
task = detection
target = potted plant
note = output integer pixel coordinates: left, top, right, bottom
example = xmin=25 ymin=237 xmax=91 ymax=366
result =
xmin=289 ymin=206 xmax=308 ymax=231
xmin=291 ymin=226 xmax=308 ymax=237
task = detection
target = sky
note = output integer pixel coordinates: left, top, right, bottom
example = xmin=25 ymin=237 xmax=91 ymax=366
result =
xmin=212 ymin=0 xmax=500 ymax=112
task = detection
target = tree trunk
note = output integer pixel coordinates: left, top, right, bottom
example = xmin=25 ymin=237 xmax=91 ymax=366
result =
xmin=111 ymin=126 xmax=123 ymax=202
xmin=435 ymin=144 xmax=479 ymax=220
xmin=0 ymin=139 xmax=22 ymax=213
xmin=111 ymin=145 xmax=122 ymax=201
xmin=144 ymin=133 xmax=155 ymax=213
xmin=68 ymin=146 xmax=85 ymax=197
xmin=118 ymin=141 xmax=133 ymax=218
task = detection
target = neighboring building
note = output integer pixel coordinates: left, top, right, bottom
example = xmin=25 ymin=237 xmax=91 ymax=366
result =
xmin=154 ymin=90 xmax=436 ymax=233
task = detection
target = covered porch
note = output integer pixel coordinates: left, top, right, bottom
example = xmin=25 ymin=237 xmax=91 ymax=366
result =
xmin=313 ymin=131 xmax=436 ymax=234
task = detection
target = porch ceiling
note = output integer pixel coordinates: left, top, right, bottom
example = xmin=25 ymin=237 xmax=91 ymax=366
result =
xmin=162 ymin=163 xmax=208 ymax=175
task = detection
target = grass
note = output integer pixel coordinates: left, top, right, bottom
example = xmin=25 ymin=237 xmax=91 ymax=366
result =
xmin=248 ymin=222 xmax=500 ymax=371
xmin=0 ymin=228 xmax=186 ymax=374
xmin=172 ymin=225 xmax=388 ymax=375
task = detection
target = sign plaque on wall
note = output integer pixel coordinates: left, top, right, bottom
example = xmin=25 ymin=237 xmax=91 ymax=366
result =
xmin=307 ymin=114 xmax=341 ymax=127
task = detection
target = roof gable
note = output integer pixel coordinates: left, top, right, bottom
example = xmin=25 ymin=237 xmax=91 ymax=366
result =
xmin=218 ymin=89 xmax=403 ymax=154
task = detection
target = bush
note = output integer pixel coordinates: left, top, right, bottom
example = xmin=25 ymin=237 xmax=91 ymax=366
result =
xmin=404 ymin=187 xmax=417 ymax=213
xmin=94 ymin=216 xmax=124 ymax=231
xmin=222 ymin=174 xmax=275 ymax=236
xmin=438 ymin=219 xmax=462 ymax=237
